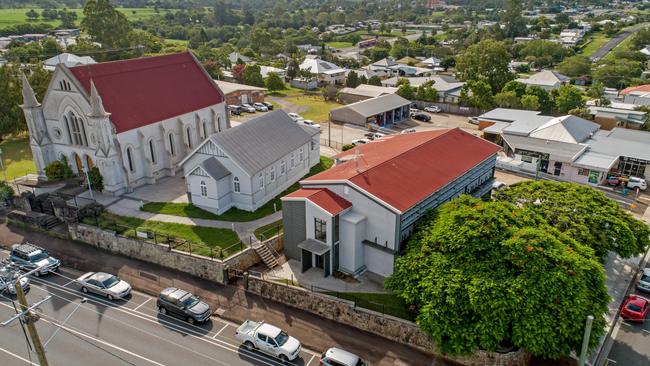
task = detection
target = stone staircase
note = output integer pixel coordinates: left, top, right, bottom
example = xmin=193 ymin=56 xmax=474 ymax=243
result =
xmin=254 ymin=243 xmax=279 ymax=269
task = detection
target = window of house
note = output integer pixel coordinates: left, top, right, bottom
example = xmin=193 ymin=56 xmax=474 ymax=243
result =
xmin=217 ymin=116 xmax=222 ymax=132
xmin=233 ymin=177 xmax=240 ymax=193
xmin=259 ymin=173 xmax=264 ymax=189
xmin=333 ymin=215 xmax=339 ymax=243
xmin=202 ymin=121 xmax=207 ymax=138
xmin=578 ymin=168 xmax=590 ymax=176
xmin=126 ymin=147 xmax=134 ymax=172
xmin=280 ymin=160 xmax=286 ymax=174
xmin=149 ymin=139 xmax=156 ymax=164
xmin=186 ymin=127 xmax=192 ymax=148
xmin=200 ymin=181 xmax=207 ymax=197
xmin=521 ymin=155 xmax=533 ymax=163
xmin=314 ymin=218 xmax=327 ymax=242
xmin=311 ymin=140 xmax=316 ymax=150
xmin=290 ymin=154 xmax=295 ymax=168
xmin=168 ymin=133 xmax=175 ymax=156
xmin=66 ymin=112 xmax=87 ymax=146
xmin=299 ymin=148 xmax=304 ymax=161
xmin=270 ymin=167 xmax=275 ymax=182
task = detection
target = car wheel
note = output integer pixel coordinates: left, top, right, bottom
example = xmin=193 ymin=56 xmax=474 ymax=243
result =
xmin=187 ymin=317 xmax=195 ymax=325
xmin=244 ymin=341 xmax=255 ymax=351
xmin=107 ymin=294 xmax=114 ymax=301
xmin=159 ymin=306 xmax=167 ymax=315
xmin=279 ymin=354 xmax=289 ymax=364
xmin=81 ymin=286 xmax=88 ymax=293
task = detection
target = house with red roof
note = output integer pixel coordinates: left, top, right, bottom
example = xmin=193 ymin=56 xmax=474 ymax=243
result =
xmin=281 ymin=129 xmax=501 ymax=278
xmin=21 ymin=52 xmax=229 ymax=195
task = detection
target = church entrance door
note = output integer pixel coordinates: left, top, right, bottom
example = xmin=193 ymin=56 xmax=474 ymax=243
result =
xmin=74 ymin=153 xmax=83 ymax=176
xmin=86 ymin=156 xmax=94 ymax=170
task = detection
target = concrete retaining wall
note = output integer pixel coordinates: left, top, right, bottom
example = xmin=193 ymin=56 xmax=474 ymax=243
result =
xmin=246 ymin=277 xmax=529 ymax=366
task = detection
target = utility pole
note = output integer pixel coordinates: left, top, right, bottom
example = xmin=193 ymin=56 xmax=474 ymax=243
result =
xmin=14 ymin=282 xmax=50 ymax=366
xmin=578 ymin=315 xmax=594 ymax=366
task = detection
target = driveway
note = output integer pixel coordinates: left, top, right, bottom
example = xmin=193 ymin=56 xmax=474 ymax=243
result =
xmin=590 ymin=25 xmax=645 ymax=62
xmin=124 ymin=175 xmax=188 ymax=203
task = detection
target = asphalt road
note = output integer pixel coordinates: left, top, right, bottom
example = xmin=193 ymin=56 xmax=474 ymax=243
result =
xmin=604 ymin=285 xmax=650 ymax=366
xmin=589 ymin=25 xmax=645 ymax=62
xmin=0 ymin=265 xmax=319 ymax=366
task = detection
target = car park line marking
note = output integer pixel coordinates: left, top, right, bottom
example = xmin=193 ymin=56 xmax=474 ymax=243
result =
xmin=133 ymin=298 xmax=151 ymax=311
xmin=643 ymin=329 xmax=650 ymax=335
xmin=213 ymin=323 xmax=229 ymax=339
xmin=25 ymin=278 xmax=290 ymax=366
xmin=63 ymin=279 xmax=75 ymax=287
xmin=306 ymin=354 xmax=316 ymax=366
xmin=0 ymin=345 xmax=39 ymax=365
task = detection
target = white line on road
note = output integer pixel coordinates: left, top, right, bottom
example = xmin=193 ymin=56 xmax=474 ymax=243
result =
xmin=306 ymin=354 xmax=316 ymax=366
xmin=213 ymin=324 xmax=229 ymax=339
xmin=133 ymin=298 xmax=151 ymax=311
xmin=607 ymin=358 xmax=618 ymax=364
xmin=63 ymin=280 xmax=75 ymax=287
xmin=0 ymin=346 xmax=39 ymax=366
xmin=643 ymin=329 xmax=650 ymax=335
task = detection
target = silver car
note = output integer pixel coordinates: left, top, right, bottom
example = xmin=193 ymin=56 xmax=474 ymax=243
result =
xmin=0 ymin=264 xmax=30 ymax=295
xmin=77 ymin=272 xmax=131 ymax=300
xmin=638 ymin=268 xmax=650 ymax=293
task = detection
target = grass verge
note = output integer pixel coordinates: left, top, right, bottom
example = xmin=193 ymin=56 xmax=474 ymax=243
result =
xmin=324 ymin=291 xmax=413 ymax=320
xmin=0 ymin=136 xmax=36 ymax=181
xmin=283 ymin=96 xmax=341 ymax=122
xmin=254 ymin=220 xmax=283 ymax=240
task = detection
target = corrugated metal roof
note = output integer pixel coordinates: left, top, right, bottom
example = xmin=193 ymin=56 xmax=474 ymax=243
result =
xmin=214 ymin=80 xmax=266 ymax=94
xmin=573 ymin=151 xmax=619 ymax=170
xmin=479 ymin=108 xmax=543 ymax=123
xmin=209 ymin=110 xmax=316 ymax=175
xmin=284 ymin=188 xmax=352 ymax=215
xmin=297 ymin=238 xmax=330 ymax=255
xmin=200 ymin=157 xmax=231 ymax=180
xmin=502 ymin=134 xmax=588 ymax=162
xmin=333 ymin=94 xmax=410 ymax=118
xmin=587 ymin=128 xmax=650 ymax=162
xmin=528 ymin=115 xmax=599 ymax=143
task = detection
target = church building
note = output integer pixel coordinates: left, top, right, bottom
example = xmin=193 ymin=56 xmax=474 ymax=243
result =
xmin=21 ymin=52 xmax=229 ymax=195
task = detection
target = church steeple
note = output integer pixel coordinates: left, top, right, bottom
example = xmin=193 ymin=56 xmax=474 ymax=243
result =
xmin=89 ymin=80 xmax=110 ymax=118
xmin=21 ymin=73 xmax=40 ymax=108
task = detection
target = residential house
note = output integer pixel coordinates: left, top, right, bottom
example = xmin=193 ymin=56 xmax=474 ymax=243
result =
xmin=620 ymin=84 xmax=650 ymax=105
xmin=260 ymin=65 xmax=286 ymax=79
xmin=22 ymin=52 xmax=229 ymax=195
xmin=43 ymin=53 xmax=96 ymax=71
xmin=559 ymin=28 xmax=586 ymax=47
xmin=382 ymin=75 xmax=465 ymax=104
xmin=515 ymin=70 xmax=570 ymax=91
xmin=181 ymin=110 xmax=320 ymax=214
xmin=281 ymin=129 xmax=501 ymax=278
xmin=329 ymin=94 xmax=411 ymax=128
xmin=337 ymin=84 xmax=398 ymax=104
xmin=419 ymin=56 xmax=442 ymax=69
xmin=290 ymin=77 xmax=318 ymax=90
xmin=214 ymin=80 xmax=266 ymax=106
xmin=228 ymin=52 xmax=252 ymax=65
xmin=587 ymin=105 xmax=647 ymax=130
xmin=299 ymin=57 xmax=346 ymax=86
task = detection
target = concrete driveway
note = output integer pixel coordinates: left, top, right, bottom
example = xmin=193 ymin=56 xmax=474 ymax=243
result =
xmin=124 ymin=175 xmax=188 ymax=203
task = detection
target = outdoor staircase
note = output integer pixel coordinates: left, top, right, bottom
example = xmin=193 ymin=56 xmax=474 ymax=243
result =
xmin=41 ymin=215 xmax=61 ymax=230
xmin=254 ymin=243 xmax=279 ymax=269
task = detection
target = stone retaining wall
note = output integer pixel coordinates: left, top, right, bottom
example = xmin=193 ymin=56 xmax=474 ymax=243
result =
xmin=246 ymin=277 xmax=530 ymax=366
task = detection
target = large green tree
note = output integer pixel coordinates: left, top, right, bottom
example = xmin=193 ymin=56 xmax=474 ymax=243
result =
xmin=455 ymin=39 xmax=513 ymax=93
xmin=387 ymin=195 xmax=609 ymax=358
xmin=0 ymin=65 xmax=23 ymax=141
xmin=242 ymin=64 xmax=264 ymax=87
xmin=556 ymin=56 xmax=591 ymax=77
xmin=81 ymin=0 xmax=132 ymax=48
xmin=593 ymin=59 xmax=644 ymax=89
xmin=460 ymin=79 xmax=494 ymax=109
xmin=553 ymin=84 xmax=584 ymax=113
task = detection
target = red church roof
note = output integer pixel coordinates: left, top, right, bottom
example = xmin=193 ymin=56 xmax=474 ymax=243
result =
xmin=284 ymin=188 xmax=352 ymax=215
xmin=303 ymin=129 xmax=501 ymax=213
xmin=68 ymin=52 xmax=223 ymax=133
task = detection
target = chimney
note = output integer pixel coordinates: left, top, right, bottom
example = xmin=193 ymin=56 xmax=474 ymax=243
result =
xmin=355 ymin=147 xmax=360 ymax=172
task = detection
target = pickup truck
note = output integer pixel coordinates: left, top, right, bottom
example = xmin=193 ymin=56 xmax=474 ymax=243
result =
xmin=235 ymin=320 xmax=301 ymax=362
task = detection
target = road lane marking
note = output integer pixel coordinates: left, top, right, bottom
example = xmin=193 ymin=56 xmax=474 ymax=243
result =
xmin=63 ymin=280 xmax=75 ymax=287
xmin=306 ymin=354 xmax=316 ymax=366
xmin=213 ymin=324 xmax=229 ymax=339
xmin=133 ymin=298 xmax=151 ymax=311
xmin=606 ymin=359 xmax=618 ymax=364
xmin=0 ymin=346 xmax=39 ymax=365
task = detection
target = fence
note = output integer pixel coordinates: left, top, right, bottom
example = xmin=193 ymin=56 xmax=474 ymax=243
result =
xmin=319 ymin=137 xmax=345 ymax=151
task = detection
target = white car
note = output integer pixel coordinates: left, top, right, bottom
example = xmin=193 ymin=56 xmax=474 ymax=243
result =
xmin=351 ymin=138 xmax=370 ymax=145
xmin=401 ymin=128 xmax=416 ymax=134
xmin=626 ymin=176 xmax=647 ymax=190
xmin=240 ymin=104 xmax=256 ymax=113
xmin=253 ymin=102 xmax=268 ymax=112
xmin=637 ymin=268 xmax=650 ymax=293
xmin=320 ymin=347 xmax=368 ymax=366
xmin=287 ymin=112 xmax=302 ymax=121
xmin=77 ymin=272 xmax=132 ymax=300
xmin=236 ymin=320 xmax=301 ymax=362
xmin=468 ymin=116 xmax=480 ymax=125
xmin=298 ymin=119 xmax=321 ymax=130
xmin=424 ymin=106 xmax=441 ymax=113
xmin=0 ymin=264 xmax=29 ymax=295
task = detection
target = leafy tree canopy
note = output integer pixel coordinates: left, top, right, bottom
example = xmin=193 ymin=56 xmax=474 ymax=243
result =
xmin=556 ymin=56 xmax=591 ymax=77
xmin=552 ymin=84 xmax=584 ymax=113
xmin=81 ymin=0 xmax=132 ymax=49
xmin=456 ymin=39 xmax=513 ymax=93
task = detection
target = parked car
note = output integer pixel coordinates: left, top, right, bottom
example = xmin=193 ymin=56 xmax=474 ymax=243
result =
xmin=287 ymin=112 xmax=302 ymax=121
xmin=320 ymin=347 xmax=367 ymax=366
xmin=77 ymin=272 xmax=132 ymax=300
xmin=351 ymin=139 xmax=370 ymax=146
xmin=620 ymin=295 xmax=649 ymax=322
xmin=370 ymin=132 xmax=386 ymax=139
xmin=492 ymin=180 xmax=506 ymax=190
xmin=410 ymin=106 xmax=420 ymax=113
xmin=412 ymin=113 xmax=431 ymax=122
xmin=468 ymin=116 xmax=480 ymax=125
xmin=626 ymin=176 xmax=647 ymax=190
xmin=424 ymin=106 xmax=441 ymax=113
xmin=606 ymin=175 xmax=621 ymax=186
xmin=0 ymin=263 xmax=30 ymax=295
xmin=298 ymin=119 xmax=321 ymax=130
xmin=401 ymin=128 xmax=416 ymax=134
xmin=156 ymin=287 xmax=212 ymax=324
xmin=637 ymin=268 xmax=650 ymax=293
xmin=228 ymin=105 xmax=242 ymax=116
xmin=9 ymin=243 xmax=60 ymax=276
xmin=240 ymin=104 xmax=256 ymax=113
xmin=235 ymin=320 xmax=301 ymax=362
xmin=262 ymin=101 xmax=274 ymax=110
xmin=253 ymin=102 xmax=268 ymax=112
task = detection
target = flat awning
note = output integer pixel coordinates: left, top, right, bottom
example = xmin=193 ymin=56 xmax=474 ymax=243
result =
xmin=297 ymin=239 xmax=330 ymax=256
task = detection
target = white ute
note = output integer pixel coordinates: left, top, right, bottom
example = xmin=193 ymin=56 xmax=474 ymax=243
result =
xmin=236 ymin=320 xmax=301 ymax=362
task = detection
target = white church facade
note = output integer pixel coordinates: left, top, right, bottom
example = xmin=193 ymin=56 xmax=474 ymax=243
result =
xmin=21 ymin=52 xmax=229 ymax=196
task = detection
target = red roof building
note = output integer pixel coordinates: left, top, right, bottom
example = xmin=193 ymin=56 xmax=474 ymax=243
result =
xmin=621 ymin=84 xmax=650 ymax=95
xmin=285 ymin=188 xmax=352 ymax=215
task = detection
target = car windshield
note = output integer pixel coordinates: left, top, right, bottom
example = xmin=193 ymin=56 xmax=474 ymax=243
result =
xmin=182 ymin=295 xmax=200 ymax=308
xmin=627 ymin=303 xmax=642 ymax=312
xmin=29 ymin=252 xmax=49 ymax=262
xmin=102 ymin=276 xmax=120 ymax=288
xmin=642 ymin=274 xmax=650 ymax=282
xmin=274 ymin=331 xmax=290 ymax=346
xmin=357 ymin=360 xmax=368 ymax=366
xmin=0 ymin=269 xmax=17 ymax=281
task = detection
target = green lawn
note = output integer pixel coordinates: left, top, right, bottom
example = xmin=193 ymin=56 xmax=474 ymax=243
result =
xmin=0 ymin=7 xmax=165 ymax=28
xmin=164 ymin=38 xmax=190 ymax=46
xmin=254 ymin=220 xmax=283 ymax=240
xmin=81 ymin=212 xmax=242 ymax=258
xmin=433 ymin=32 xmax=448 ymax=42
xmin=0 ymin=137 xmax=36 ymax=181
xmin=268 ymin=85 xmax=309 ymax=97
xmin=325 ymin=41 xmax=353 ymax=49
xmin=580 ymin=32 xmax=611 ymax=57
xmin=325 ymin=291 xmax=413 ymax=320
xmin=283 ymin=95 xmax=341 ymax=123
xmin=142 ymin=156 xmax=334 ymax=222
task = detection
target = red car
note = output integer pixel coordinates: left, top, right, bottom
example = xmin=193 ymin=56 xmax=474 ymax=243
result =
xmin=621 ymin=295 xmax=649 ymax=322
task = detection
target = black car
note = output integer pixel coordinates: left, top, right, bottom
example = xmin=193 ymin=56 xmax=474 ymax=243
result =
xmin=228 ymin=105 xmax=242 ymax=115
xmin=157 ymin=287 xmax=212 ymax=324
xmin=412 ymin=113 xmax=431 ymax=122
xmin=262 ymin=101 xmax=274 ymax=110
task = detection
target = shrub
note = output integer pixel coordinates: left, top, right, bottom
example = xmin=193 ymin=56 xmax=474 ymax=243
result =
xmin=77 ymin=202 xmax=105 ymax=220
xmin=45 ymin=156 xmax=74 ymax=181
xmin=87 ymin=166 xmax=104 ymax=192
xmin=342 ymin=144 xmax=355 ymax=151
xmin=0 ymin=181 xmax=14 ymax=201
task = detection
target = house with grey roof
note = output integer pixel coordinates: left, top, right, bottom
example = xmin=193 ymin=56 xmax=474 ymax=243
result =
xmin=180 ymin=110 xmax=320 ymax=214
xmin=299 ymin=57 xmax=346 ymax=85
xmin=329 ymin=94 xmax=411 ymax=128
xmin=515 ymin=70 xmax=570 ymax=91
xmin=43 ymin=53 xmax=96 ymax=71
xmin=381 ymin=75 xmax=465 ymax=103
xmin=337 ymin=84 xmax=398 ymax=104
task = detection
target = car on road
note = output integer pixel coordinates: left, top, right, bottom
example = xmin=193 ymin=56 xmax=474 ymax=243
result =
xmin=620 ymin=295 xmax=649 ymax=322
xmin=351 ymin=139 xmax=370 ymax=146
xmin=298 ymin=119 xmax=321 ymax=130
xmin=320 ymin=347 xmax=367 ymax=366
xmin=157 ymin=287 xmax=212 ymax=325
xmin=253 ymin=102 xmax=268 ymax=112
xmin=637 ymin=268 xmax=650 ymax=293
xmin=287 ymin=112 xmax=302 ymax=121
xmin=228 ymin=105 xmax=242 ymax=116
xmin=262 ymin=101 xmax=274 ymax=110
xmin=401 ymin=128 xmax=416 ymax=134
xmin=468 ymin=116 xmax=480 ymax=125
xmin=424 ymin=106 xmax=441 ymax=113
xmin=9 ymin=243 xmax=60 ymax=276
xmin=240 ymin=104 xmax=256 ymax=113
xmin=412 ymin=113 xmax=431 ymax=122
xmin=77 ymin=272 xmax=132 ymax=300
xmin=236 ymin=320 xmax=301 ymax=362
xmin=626 ymin=176 xmax=647 ymax=190
xmin=0 ymin=263 xmax=30 ymax=295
